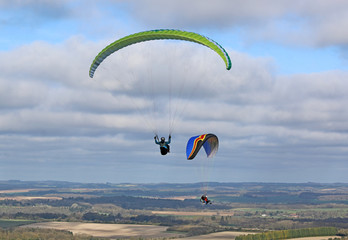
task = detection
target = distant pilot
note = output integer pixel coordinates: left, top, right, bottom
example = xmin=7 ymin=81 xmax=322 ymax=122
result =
xmin=200 ymin=195 xmax=211 ymax=204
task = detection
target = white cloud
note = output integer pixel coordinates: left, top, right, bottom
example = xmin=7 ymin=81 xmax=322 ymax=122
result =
xmin=0 ymin=0 xmax=71 ymax=24
xmin=115 ymin=0 xmax=348 ymax=49
xmin=0 ymin=79 xmax=47 ymax=109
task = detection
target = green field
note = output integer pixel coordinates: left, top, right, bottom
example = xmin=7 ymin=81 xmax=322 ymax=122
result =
xmin=0 ymin=219 xmax=36 ymax=229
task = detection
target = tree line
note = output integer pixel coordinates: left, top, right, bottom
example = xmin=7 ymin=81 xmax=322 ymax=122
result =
xmin=0 ymin=228 xmax=102 ymax=240
xmin=235 ymin=227 xmax=338 ymax=240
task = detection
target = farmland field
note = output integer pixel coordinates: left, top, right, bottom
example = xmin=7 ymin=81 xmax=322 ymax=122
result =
xmin=178 ymin=231 xmax=255 ymax=239
xmin=178 ymin=232 xmax=338 ymax=240
xmin=0 ymin=181 xmax=347 ymax=239
xmin=0 ymin=196 xmax=62 ymax=200
xmin=152 ymin=210 xmax=234 ymax=216
xmin=0 ymin=219 xmax=36 ymax=229
xmin=24 ymin=221 xmax=182 ymax=238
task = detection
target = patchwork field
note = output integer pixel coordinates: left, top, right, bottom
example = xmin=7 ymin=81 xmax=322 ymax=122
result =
xmin=152 ymin=210 xmax=234 ymax=216
xmin=0 ymin=196 xmax=62 ymax=200
xmin=24 ymin=223 xmax=255 ymax=239
xmin=178 ymin=232 xmax=338 ymax=240
xmin=177 ymin=231 xmax=255 ymax=239
xmin=0 ymin=189 xmax=41 ymax=194
xmin=1 ymin=181 xmax=346 ymax=239
xmin=17 ymin=222 xmax=343 ymax=240
xmin=23 ymin=221 xmax=181 ymax=238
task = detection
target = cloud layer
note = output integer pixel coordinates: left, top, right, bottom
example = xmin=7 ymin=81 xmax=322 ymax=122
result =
xmin=0 ymin=1 xmax=347 ymax=183
xmin=111 ymin=0 xmax=347 ymax=48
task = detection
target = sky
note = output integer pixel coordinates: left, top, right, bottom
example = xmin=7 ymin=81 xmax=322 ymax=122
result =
xmin=1 ymin=0 xmax=348 ymax=184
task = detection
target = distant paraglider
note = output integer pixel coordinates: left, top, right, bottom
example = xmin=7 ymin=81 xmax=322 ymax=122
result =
xmin=186 ymin=133 xmax=219 ymax=204
xmin=200 ymin=194 xmax=212 ymax=204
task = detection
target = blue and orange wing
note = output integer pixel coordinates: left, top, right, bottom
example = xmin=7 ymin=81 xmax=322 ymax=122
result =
xmin=186 ymin=134 xmax=218 ymax=160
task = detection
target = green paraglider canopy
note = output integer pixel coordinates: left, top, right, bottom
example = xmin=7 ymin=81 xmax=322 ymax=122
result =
xmin=89 ymin=29 xmax=231 ymax=78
